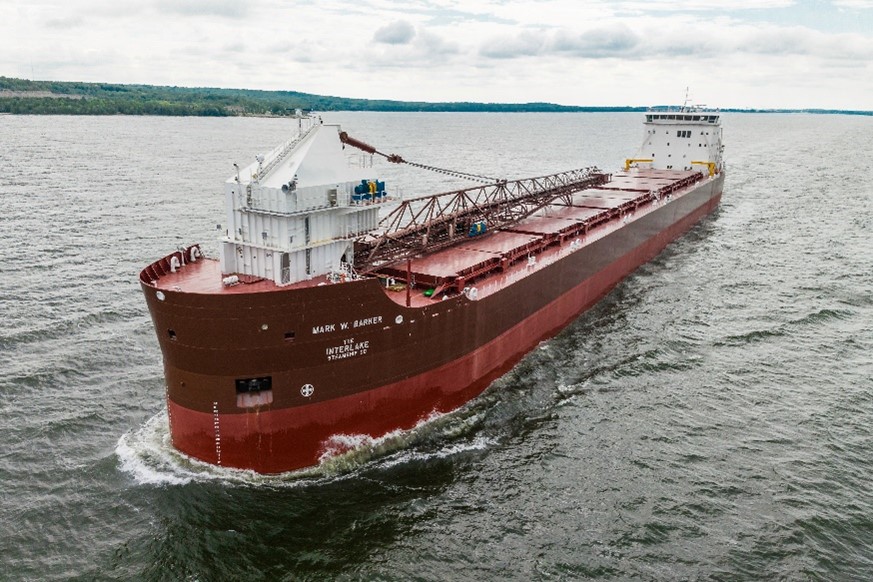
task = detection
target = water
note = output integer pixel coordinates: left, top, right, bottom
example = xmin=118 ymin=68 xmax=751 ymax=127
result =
xmin=1 ymin=112 xmax=871 ymax=580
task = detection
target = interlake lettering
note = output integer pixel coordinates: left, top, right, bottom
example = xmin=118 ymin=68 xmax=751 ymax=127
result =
xmin=325 ymin=337 xmax=370 ymax=361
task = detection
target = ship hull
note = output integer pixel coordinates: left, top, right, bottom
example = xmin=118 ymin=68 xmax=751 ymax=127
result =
xmin=143 ymin=174 xmax=723 ymax=473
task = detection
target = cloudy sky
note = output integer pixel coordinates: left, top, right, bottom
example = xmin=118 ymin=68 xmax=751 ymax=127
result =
xmin=3 ymin=0 xmax=872 ymax=109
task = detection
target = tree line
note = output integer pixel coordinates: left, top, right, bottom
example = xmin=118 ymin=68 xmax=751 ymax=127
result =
xmin=2 ymin=77 xmax=868 ymax=116
xmin=0 ymin=76 xmax=645 ymax=116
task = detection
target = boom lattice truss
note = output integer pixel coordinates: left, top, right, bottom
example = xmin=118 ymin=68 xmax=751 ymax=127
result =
xmin=354 ymin=168 xmax=610 ymax=272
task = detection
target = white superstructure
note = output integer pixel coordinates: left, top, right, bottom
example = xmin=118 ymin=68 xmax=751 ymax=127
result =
xmin=219 ymin=115 xmax=385 ymax=285
xmin=628 ymin=108 xmax=724 ymax=176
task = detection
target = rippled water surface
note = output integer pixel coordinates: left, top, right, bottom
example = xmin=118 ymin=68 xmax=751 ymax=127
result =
xmin=1 ymin=112 xmax=872 ymax=580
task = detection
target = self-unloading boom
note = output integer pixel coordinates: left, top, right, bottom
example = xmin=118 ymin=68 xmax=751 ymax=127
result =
xmin=339 ymin=131 xmax=498 ymax=183
xmin=353 ymin=168 xmax=610 ymax=272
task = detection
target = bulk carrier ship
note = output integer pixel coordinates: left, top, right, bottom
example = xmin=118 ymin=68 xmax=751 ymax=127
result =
xmin=140 ymin=109 xmax=725 ymax=474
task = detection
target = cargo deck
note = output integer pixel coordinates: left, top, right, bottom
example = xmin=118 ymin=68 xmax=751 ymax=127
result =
xmin=376 ymin=169 xmax=703 ymax=305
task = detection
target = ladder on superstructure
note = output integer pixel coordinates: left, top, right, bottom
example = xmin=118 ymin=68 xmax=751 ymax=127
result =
xmin=253 ymin=124 xmax=317 ymax=182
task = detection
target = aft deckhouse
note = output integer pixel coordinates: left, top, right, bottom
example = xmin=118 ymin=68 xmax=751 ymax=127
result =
xmin=628 ymin=108 xmax=724 ymax=176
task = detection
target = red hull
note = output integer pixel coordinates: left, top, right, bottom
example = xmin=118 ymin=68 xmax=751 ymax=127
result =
xmin=159 ymin=184 xmax=722 ymax=473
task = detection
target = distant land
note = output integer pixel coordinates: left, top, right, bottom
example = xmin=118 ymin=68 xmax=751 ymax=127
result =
xmin=1 ymin=77 xmax=870 ymax=116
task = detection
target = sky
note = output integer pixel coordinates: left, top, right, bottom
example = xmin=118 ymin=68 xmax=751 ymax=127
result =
xmin=2 ymin=0 xmax=872 ymax=109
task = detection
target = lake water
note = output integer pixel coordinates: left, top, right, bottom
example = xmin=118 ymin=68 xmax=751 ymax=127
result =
xmin=1 ymin=111 xmax=872 ymax=580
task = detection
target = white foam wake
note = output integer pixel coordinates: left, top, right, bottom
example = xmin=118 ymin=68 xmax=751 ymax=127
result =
xmin=316 ymin=410 xmax=497 ymax=473
xmin=115 ymin=411 xmax=300 ymax=487
xmin=115 ymin=411 xmax=194 ymax=486
xmin=116 ymin=405 xmax=497 ymax=487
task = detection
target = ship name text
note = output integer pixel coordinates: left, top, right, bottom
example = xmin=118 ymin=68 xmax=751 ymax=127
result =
xmin=312 ymin=315 xmax=383 ymax=335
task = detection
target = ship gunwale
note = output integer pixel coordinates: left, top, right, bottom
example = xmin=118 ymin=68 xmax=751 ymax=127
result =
xmin=140 ymin=168 xmax=715 ymax=306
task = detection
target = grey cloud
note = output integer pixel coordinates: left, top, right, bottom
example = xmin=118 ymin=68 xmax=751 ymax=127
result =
xmin=480 ymin=26 xmax=640 ymax=60
xmin=222 ymin=42 xmax=247 ymax=53
xmin=477 ymin=21 xmax=872 ymax=63
xmin=424 ymin=7 xmax=517 ymax=27
xmin=828 ymin=0 xmax=873 ymax=7
xmin=739 ymin=28 xmax=813 ymax=56
xmin=365 ymin=29 xmax=459 ymax=71
xmin=650 ymin=26 xmax=873 ymax=61
xmin=374 ymin=20 xmax=416 ymax=45
xmin=155 ymin=0 xmax=248 ymax=18
xmin=416 ymin=31 xmax=459 ymax=56
xmin=45 ymin=16 xmax=84 ymax=29
xmin=550 ymin=26 xmax=640 ymax=58
xmin=480 ymin=32 xmax=544 ymax=59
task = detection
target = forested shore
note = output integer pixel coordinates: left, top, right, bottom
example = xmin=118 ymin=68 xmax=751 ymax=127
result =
xmin=0 ymin=77 xmax=641 ymax=115
xmin=1 ymin=77 xmax=869 ymax=116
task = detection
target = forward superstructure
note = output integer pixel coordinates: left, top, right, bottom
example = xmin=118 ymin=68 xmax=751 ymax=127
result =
xmin=219 ymin=115 xmax=386 ymax=286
